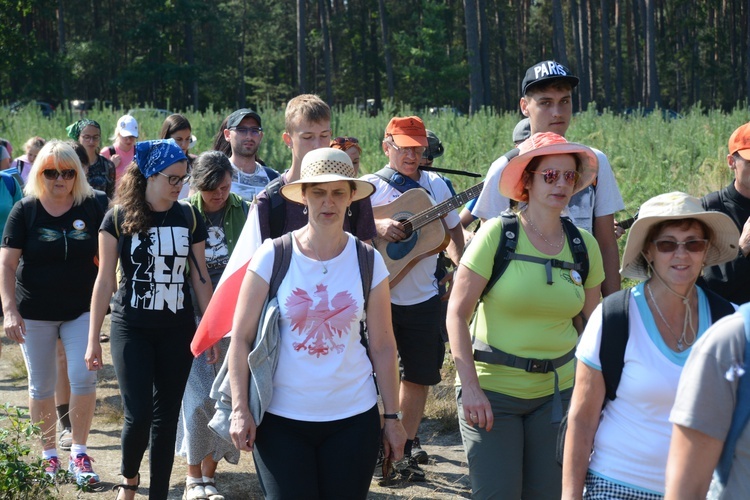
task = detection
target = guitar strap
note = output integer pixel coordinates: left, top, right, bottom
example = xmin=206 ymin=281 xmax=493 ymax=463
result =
xmin=375 ymin=166 xmax=430 ymax=195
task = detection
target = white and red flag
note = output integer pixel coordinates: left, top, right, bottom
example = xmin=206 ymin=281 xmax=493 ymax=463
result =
xmin=190 ymin=202 xmax=262 ymax=356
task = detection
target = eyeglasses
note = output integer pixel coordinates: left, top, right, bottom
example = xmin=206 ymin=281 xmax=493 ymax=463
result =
xmin=652 ymin=239 xmax=709 ymax=253
xmin=80 ymin=134 xmax=100 ymax=142
xmin=230 ymin=126 xmax=263 ymax=136
xmin=157 ymin=172 xmax=191 ymax=185
xmin=530 ymin=168 xmax=580 ymax=185
xmin=333 ymin=136 xmax=359 ymax=146
xmin=42 ymin=169 xmax=76 ymax=180
xmin=388 ymin=141 xmax=426 ymax=157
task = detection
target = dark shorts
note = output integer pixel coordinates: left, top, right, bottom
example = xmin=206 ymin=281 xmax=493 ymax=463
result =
xmin=391 ymin=295 xmax=445 ymax=386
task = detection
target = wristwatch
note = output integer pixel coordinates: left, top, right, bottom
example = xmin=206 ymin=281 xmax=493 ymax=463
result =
xmin=383 ymin=412 xmax=402 ymax=420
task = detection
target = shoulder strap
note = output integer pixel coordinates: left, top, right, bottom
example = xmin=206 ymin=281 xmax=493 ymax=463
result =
xmin=263 ymin=166 xmax=280 ymax=181
xmin=269 ymin=233 xmax=293 ymax=299
xmin=717 ymin=303 xmax=750 ymax=486
xmin=355 ymin=238 xmax=375 ymax=309
xmin=702 ymin=190 xmax=723 ymax=211
xmin=265 ymin=177 xmax=285 ymax=239
xmin=21 ymin=197 xmax=37 ymax=234
xmin=177 ymin=200 xmax=197 ymax=234
xmin=480 ymin=210 xmax=518 ymax=300
xmin=560 ymin=216 xmax=589 ymax=284
xmin=600 ymin=289 xmax=631 ymax=402
xmin=374 ymin=166 xmax=424 ymax=194
xmin=1 ymin=172 xmax=16 ymax=197
xmin=706 ymin=287 xmax=736 ymax=323
xmin=108 ymin=145 xmax=116 ymax=157
xmin=17 ymin=160 xmax=25 ymax=175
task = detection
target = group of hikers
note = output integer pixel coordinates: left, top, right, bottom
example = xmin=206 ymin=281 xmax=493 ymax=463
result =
xmin=1 ymin=59 xmax=749 ymax=500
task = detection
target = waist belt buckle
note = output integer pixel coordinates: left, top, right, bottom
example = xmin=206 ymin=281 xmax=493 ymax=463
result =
xmin=526 ymin=359 xmax=552 ymax=374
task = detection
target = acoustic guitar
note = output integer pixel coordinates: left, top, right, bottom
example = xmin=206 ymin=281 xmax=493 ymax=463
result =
xmin=372 ymin=182 xmax=484 ymax=287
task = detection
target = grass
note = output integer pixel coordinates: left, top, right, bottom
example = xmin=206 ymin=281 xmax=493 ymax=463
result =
xmin=424 ymin=353 xmax=460 ymax=434
xmin=5 ymin=343 xmax=28 ymax=381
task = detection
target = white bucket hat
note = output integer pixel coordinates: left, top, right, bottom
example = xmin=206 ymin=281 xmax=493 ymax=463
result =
xmin=620 ymin=192 xmax=740 ymax=280
xmin=280 ymin=148 xmax=375 ymax=205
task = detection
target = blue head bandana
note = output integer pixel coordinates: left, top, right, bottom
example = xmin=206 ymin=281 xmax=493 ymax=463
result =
xmin=134 ymin=139 xmax=187 ymax=178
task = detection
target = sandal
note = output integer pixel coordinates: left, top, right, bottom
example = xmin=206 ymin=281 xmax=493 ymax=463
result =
xmin=203 ymin=478 xmax=224 ymax=500
xmin=182 ymin=482 xmax=208 ymax=500
xmin=112 ymin=473 xmax=139 ymax=500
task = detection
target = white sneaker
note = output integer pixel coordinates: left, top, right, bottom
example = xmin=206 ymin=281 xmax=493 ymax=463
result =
xmin=183 ymin=483 xmax=207 ymax=500
xmin=203 ymin=479 xmax=224 ymax=500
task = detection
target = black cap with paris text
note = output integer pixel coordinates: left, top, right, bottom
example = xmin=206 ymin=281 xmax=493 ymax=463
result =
xmin=521 ymin=61 xmax=579 ymax=96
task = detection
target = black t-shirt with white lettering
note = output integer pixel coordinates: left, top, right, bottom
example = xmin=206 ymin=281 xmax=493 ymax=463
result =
xmin=101 ymin=202 xmax=207 ymax=328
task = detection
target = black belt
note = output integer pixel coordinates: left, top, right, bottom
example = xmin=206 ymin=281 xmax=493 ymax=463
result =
xmin=472 ymin=338 xmax=575 ymax=423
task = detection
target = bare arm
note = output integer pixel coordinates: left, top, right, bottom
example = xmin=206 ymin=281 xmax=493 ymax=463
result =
xmin=664 ymin=424 xmax=723 ymax=500
xmin=445 ymin=223 xmax=465 ymax=267
xmin=0 ymin=247 xmax=24 ymax=343
xmin=85 ymin=232 xmax=118 ymax=370
xmin=189 ymin=240 xmax=214 ymax=315
xmin=446 ymin=264 xmax=494 ymax=430
xmin=593 ymin=214 xmax=621 ymax=297
xmin=227 ymin=270 xmax=268 ymax=452
xmin=561 ymin=362 xmax=606 ymax=499
xmin=365 ymin=279 xmax=407 ymax=462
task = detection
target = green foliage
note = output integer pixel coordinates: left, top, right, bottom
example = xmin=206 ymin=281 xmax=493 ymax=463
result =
xmin=0 ymin=404 xmax=60 ymax=499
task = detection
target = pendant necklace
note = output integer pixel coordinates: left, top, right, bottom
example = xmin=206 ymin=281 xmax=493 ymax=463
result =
xmin=523 ymin=213 xmax=564 ymax=249
xmin=647 ymin=282 xmax=695 ymax=351
xmin=307 ymin=234 xmax=336 ymax=274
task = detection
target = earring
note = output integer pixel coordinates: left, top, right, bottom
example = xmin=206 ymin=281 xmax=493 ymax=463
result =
xmin=303 ymin=205 xmax=308 ymax=215
xmin=347 ymin=206 xmax=352 ymax=217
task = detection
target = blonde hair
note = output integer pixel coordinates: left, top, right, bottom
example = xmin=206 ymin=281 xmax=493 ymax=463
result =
xmin=285 ymin=94 xmax=330 ymax=133
xmin=24 ymin=140 xmax=93 ymax=205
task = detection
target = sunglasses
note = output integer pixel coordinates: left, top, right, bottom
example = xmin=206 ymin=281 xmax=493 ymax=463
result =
xmin=158 ymin=172 xmax=191 ymax=186
xmin=388 ymin=141 xmax=426 ymax=157
xmin=652 ymin=239 xmax=709 ymax=253
xmin=230 ymin=126 xmax=262 ymax=136
xmin=332 ymin=136 xmax=359 ymax=146
xmin=530 ymin=168 xmax=580 ymax=185
xmin=42 ymin=169 xmax=76 ymax=180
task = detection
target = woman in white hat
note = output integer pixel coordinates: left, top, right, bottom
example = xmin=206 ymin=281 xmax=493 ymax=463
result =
xmin=562 ymin=192 xmax=739 ymax=499
xmin=227 ymin=148 xmax=406 ymax=499
xmin=447 ymin=132 xmax=605 ymax=499
xmin=101 ymin=114 xmax=139 ymax=185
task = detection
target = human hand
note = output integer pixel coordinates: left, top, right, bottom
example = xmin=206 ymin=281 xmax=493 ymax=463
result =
xmin=205 ymin=343 xmax=221 ymax=365
xmin=111 ymin=154 xmax=121 ymax=169
xmin=4 ymin=312 xmax=25 ymax=344
xmin=739 ymin=216 xmax=750 ymax=257
xmin=230 ymin=407 xmax=257 ymax=452
xmin=439 ymin=270 xmax=455 ymax=301
xmin=85 ymin=341 xmax=103 ymax=371
xmin=382 ymin=419 xmax=407 ymax=462
xmin=460 ymin=384 xmax=494 ymax=431
xmin=376 ymin=218 xmax=406 ymax=242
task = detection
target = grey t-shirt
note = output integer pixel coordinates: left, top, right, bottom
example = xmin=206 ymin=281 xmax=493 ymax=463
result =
xmin=670 ymin=313 xmax=750 ymax=499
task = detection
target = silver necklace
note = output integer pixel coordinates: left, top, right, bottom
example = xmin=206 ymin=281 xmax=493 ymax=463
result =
xmin=523 ymin=213 xmax=564 ymax=249
xmin=307 ymin=234 xmax=337 ymax=274
xmin=646 ymin=283 xmax=695 ymax=351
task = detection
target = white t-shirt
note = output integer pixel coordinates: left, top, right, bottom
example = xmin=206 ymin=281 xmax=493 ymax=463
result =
xmin=576 ymin=283 xmax=714 ymax=494
xmin=471 ymin=148 xmax=624 ymax=232
xmin=361 ymin=167 xmax=461 ymax=306
xmin=231 ymin=162 xmax=271 ymax=201
xmin=249 ymin=233 xmax=389 ymax=422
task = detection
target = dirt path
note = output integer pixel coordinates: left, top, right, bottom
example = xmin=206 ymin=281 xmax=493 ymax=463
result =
xmin=0 ymin=332 xmax=471 ymax=499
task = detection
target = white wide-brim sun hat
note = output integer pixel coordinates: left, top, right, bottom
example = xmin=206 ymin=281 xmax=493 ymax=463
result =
xmin=620 ymin=191 xmax=740 ymax=280
xmin=280 ymin=148 xmax=375 ymax=205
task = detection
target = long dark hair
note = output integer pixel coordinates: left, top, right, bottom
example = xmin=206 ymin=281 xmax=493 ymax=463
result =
xmin=159 ymin=114 xmax=191 ymax=139
xmin=115 ymin=163 xmax=152 ymax=235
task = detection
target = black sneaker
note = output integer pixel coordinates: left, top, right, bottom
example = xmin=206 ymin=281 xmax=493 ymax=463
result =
xmin=395 ymin=455 xmax=426 ymax=482
xmin=411 ymin=436 xmax=428 ymax=465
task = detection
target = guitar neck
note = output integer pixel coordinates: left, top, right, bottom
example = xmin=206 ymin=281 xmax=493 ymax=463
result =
xmin=404 ymin=182 xmax=484 ymax=233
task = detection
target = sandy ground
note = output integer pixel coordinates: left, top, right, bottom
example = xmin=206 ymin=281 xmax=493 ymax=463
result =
xmin=0 ymin=330 xmax=471 ymax=499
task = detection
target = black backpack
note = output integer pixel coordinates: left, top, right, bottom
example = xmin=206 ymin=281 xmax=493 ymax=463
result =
xmin=480 ymin=209 xmax=589 ymax=300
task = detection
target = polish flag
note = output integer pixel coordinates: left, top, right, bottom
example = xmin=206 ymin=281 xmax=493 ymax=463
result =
xmin=190 ymin=202 xmax=262 ymax=356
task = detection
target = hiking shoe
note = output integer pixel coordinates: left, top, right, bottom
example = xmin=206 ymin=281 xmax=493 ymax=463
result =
xmin=68 ymin=453 xmax=100 ymax=485
xmin=395 ymin=455 xmax=426 ymax=482
xmin=58 ymin=428 xmax=72 ymax=451
xmin=411 ymin=436 xmax=428 ymax=465
xmin=44 ymin=456 xmax=61 ymax=479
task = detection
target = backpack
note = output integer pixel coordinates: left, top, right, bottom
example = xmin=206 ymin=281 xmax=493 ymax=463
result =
xmin=555 ymin=286 xmax=735 ymax=464
xmin=374 ymin=166 xmax=426 ymax=194
xmin=1 ymin=171 xmax=18 ymax=197
xmin=716 ymin=302 xmax=750 ymax=486
xmin=113 ymin=200 xmax=205 ymax=284
xmin=480 ymin=210 xmax=589 ymax=300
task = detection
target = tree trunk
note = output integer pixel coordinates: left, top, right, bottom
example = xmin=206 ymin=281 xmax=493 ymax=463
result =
xmin=747 ymin=0 xmax=750 ymax=104
xmin=57 ymin=0 xmax=69 ymax=101
xmin=614 ymin=0 xmax=623 ymax=110
xmin=600 ymin=0 xmax=611 ymax=108
xmin=571 ymin=0 xmax=583 ymax=110
xmin=297 ymin=0 xmax=307 ymax=94
xmin=319 ymin=0 xmax=332 ymax=104
xmin=577 ymin=0 xmax=592 ymax=108
xmin=552 ymin=0 xmax=569 ymax=67
xmin=464 ymin=0 xmax=483 ymax=113
xmin=377 ymin=0 xmax=394 ymax=99
xmin=478 ymin=0 xmax=491 ymax=107
xmin=644 ymin=0 xmax=660 ymax=107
